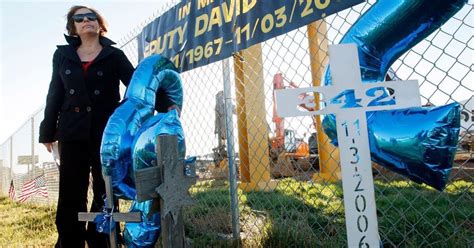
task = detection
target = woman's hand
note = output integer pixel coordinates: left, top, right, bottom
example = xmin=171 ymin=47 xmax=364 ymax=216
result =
xmin=168 ymin=105 xmax=181 ymax=117
xmin=42 ymin=142 xmax=54 ymax=153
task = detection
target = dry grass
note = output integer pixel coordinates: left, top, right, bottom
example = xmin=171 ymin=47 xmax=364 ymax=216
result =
xmin=0 ymin=197 xmax=57 ymax=247
xmin=1 ymin=179 xmax=472 ymax=247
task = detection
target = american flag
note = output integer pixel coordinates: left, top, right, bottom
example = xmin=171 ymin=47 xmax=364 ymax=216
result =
xmin=17 ymin=175 xmax=48 ymax=203
xmin=8 ymin=179 xmax=15 ymax=200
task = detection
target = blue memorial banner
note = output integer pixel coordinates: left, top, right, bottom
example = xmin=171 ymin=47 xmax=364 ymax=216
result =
xmin=137 ymin=0 xmax=364 ymax=72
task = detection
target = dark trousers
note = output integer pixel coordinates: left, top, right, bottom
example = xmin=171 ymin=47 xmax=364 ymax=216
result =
xmin=55 ymin=140 xmax=109 ymax=248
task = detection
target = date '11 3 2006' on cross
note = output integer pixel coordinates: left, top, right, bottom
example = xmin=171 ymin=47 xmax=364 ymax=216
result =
xmin=339 ymin=118 xmax=371 ymax=245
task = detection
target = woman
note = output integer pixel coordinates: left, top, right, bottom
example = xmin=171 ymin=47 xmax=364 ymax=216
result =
xmin=39 ymin=6 xmax=134 ymax=247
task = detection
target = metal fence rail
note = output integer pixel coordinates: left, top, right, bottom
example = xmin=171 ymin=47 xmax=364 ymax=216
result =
xmin=1 ymin=0 xmax=472 ymax=246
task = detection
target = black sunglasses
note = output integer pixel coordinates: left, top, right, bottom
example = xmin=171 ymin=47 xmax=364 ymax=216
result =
xmin=72 ymin=13 xmax=98 ymax=23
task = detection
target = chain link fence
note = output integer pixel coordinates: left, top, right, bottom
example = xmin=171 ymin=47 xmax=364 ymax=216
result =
xmin=1 ymin=0 xmax=472 ymax=246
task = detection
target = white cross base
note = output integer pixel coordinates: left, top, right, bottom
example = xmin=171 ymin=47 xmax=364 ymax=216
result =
xmin=275 ymin=44 xmax=421 ymax=247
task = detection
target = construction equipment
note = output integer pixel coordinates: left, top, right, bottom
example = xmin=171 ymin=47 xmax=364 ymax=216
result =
xmin=269 ymin=73 xmax=319 ymax=177
xmin=456 ymin=97 xmax=473 ymax=161
xmin=456 ymin=131 xmax=473 ymax=161
xmin=213 ymin=90 xmax=229 ymax=169
xmin=212 ymin=90 xmax=240 ymax=178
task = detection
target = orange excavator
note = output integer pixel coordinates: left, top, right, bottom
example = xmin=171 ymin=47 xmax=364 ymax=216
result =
xmin=269 ymin=73 xmax=317 ymax=177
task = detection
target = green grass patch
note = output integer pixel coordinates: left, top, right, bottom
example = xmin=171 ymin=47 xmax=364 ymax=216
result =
xmin=185 ymin=179 xmax=473 ymax=247
xmin=1 ymin=179 xmax=472 ymax=247
xmin=0 ymin=196 xmax=57 ymax=246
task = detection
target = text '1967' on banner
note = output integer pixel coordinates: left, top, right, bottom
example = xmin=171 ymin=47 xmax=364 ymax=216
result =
xmin=137 ymin=0 xmax=363 ymax=72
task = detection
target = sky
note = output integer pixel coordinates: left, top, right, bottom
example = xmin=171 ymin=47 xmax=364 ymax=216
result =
xmin=1 ymin=0 xmax=472 ymax=152
xmin=0 ymin=0 xmax=471 ymax=174
xmin=0 ymin=0 xmax=168 ymax=143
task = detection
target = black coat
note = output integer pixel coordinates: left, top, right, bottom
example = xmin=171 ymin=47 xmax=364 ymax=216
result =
xmin=39 ymin=35 xmax=134 ymax=143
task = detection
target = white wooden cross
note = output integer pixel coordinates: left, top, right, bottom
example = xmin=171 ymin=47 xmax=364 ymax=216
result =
xmin=275 ymin=44 xmax=421 ymax=247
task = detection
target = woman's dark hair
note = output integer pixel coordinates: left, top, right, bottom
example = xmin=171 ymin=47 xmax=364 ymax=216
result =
xmin=66 ymin=5 xmax=108 ymax=36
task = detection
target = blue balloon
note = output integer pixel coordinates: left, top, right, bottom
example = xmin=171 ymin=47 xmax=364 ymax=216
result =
xmin=323 ymin=0 xmax=466 ymax=190
xmin=132 ymin=110 xmax=185 ymax=172
xmin=100 ymin=54 xmax=185 ymax=246
xmin=123 ymin=201 xmax=161 ymax=248
xmin=101 ymin=55 xmax=183 ymax=199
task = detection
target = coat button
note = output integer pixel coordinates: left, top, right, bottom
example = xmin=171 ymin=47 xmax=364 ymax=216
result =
xmin=69 ymin=89 xmax=75 ymax=95
xmin=97 ymin=71 xmax=103 ymax=76
xmin=94 ymin=90 xmax=100 ymax=95
xmin=86 ymin=106 xmax=92 ymax=112
xmin=65 ymin=69 xmax=71 ymax=75
xmin=74 ymin=107 xmax=80 ymax=112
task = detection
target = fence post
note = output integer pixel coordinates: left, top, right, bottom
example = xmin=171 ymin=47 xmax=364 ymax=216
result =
xmin=222 ymin=58 xmax=240 ymax=240
xmin=31 ymin=117 xmax=35 ymax=177
xmin=9 ymin=137 xmax=13 ymax=183
xmin=307 ymin=20 xmax=341 ymax=182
